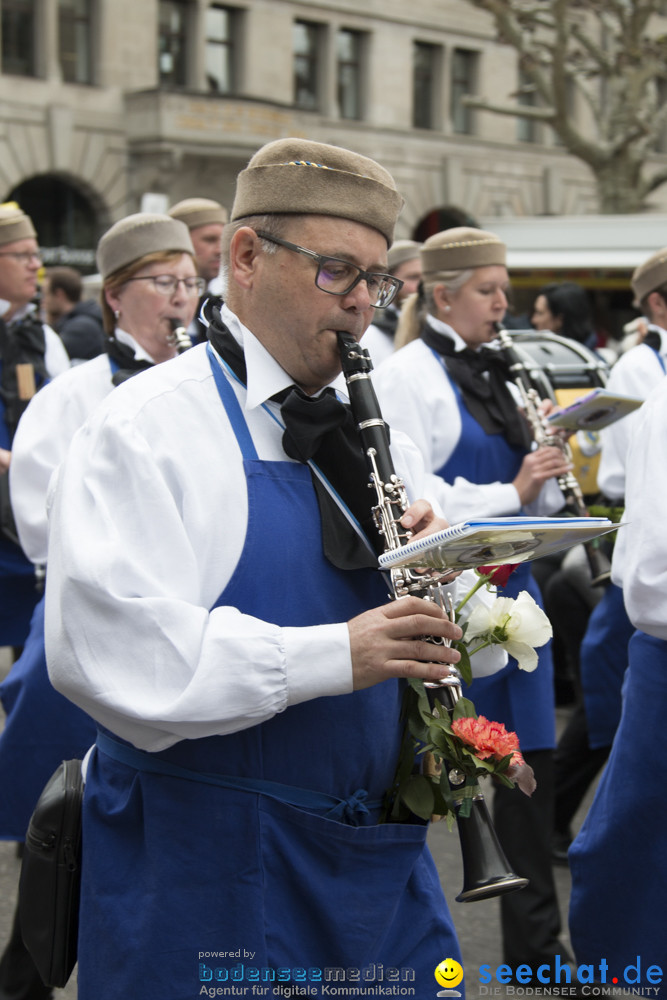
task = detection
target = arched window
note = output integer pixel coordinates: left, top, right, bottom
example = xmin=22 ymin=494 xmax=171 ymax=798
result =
xmin=8 ymin=174 xmax=105 ymax=273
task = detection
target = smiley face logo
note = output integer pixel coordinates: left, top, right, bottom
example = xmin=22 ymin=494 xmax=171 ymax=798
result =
xmin=435 ymin=958 xmax=464 ymax=992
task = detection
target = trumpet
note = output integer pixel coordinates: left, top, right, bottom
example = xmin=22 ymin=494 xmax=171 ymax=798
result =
xmin=337 ymin=330 xmax=528 ymax=903
xmin=495 ymin=327 xmax=611 ymax=586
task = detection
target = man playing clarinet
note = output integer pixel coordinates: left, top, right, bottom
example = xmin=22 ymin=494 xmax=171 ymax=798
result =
xmin=45 ymin=138 xmax=506 ymax=999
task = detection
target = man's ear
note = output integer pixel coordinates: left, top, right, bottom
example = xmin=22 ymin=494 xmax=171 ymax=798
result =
xmin=229 ymin=227 xmax=262 ymax=290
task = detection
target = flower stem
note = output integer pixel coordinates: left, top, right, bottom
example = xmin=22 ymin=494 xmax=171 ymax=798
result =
xmin=455 ymin=573 xmax=490 ymax=614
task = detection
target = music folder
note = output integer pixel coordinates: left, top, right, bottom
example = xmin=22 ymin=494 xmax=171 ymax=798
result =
xmin=546 ymin=388 xmax=643 ymax=431
xmin=377 ymin=517 xmax=617 ymax=573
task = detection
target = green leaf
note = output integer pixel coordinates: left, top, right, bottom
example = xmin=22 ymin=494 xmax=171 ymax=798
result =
xmin=456 ymin=643 xmax=473 ymax=687
xmin=401 ymin=774 xmax=435 ymax=821
xmin=452 ymin=697 xmax=478 ymax=720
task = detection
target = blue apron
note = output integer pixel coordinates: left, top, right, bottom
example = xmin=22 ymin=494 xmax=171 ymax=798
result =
xmin=0 ymin=377 xmax=41 ymax=646
xmin=0 ymin=595 xmax=97 ymax=839
xmin=578 ymin=344 xmax=665 ymax=752
xmin=76 ymin=353 xmax=462 ymax=1000
xmin=579 ymin=582 xmax=634 ymax=749
xmin=569 ymin=631 xmax=667 ymax=972
xmin=436 ymin=364 xmax=555 ymax=751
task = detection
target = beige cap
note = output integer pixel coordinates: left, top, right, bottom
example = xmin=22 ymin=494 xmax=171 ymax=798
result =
xmin=387 ymin=240 xmax=422 ymax=273
xmin=168 ymin=197 xmax=228 ymax=230
xmin=421 ymin=227 xmax=506 ymax=273
xmin=96 ymin=213 xmax=194 ymax=279
xmin=231 ymin=137 xmax=403 ymax=245
xmin=631 ymin=247 xmax=667 ymax=303
xmin=0 ymin=203 xmax=37 ymax=247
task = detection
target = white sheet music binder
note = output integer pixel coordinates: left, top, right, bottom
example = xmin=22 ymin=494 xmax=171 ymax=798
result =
xmin=378 ymin=517 xmax=617 ymax=573
xmin=546 ymin=389 xmax=643 ymax=431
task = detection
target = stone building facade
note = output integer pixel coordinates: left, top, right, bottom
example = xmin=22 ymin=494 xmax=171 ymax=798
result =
xmin=1 ymin=0 xmax=666 ymax=271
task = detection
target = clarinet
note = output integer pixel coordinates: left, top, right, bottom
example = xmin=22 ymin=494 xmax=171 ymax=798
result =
xmin=337 ymin=330 xmax=528 ymax=903
xmin=495 ymin=327 xmax=611 ymax=586
xmin=167 ymin=318 xmax=193 ymax=354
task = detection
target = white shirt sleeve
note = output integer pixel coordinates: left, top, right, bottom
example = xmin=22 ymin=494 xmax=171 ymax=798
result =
xmin=597 ymin=340 xmax=666 ymax=500
xmin=373 ymin=339 xmax=562 ymax=522
xmin=616 ymin=377 xmax=667 ymax=638
xmin=44 ymin=324 xmax=72 ymax=377
xmin=10 ymin=356 xmax=114 ymax=563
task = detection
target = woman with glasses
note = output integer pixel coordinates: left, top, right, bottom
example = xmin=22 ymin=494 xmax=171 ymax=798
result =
xmin=372 ymin=227 xmax=572 ymax=983
xmin=0 ymin=213 xmax=198 ymax=1000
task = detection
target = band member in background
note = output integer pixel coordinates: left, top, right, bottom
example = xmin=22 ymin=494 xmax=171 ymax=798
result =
xmin=0 ymin=212 xmax=199 ymax=1000
xmin=0 ymin=203 xmax=70 ymax=659
xmin=43 ymin=138 xmax=509 ymax=1000
xmin=569 ymin=373 xmax=667 ymax=974
xmin=372 ymin=228 xmax=572 ymax=978
xmin=40 ymin=265 xmax=106 ymax=363
xmin=360 ymin=238 xmax=422 ymax=365
xmin=567 ymin=248 xmax=667 ymax=847
xmin=168 ymin=196 xmax=228 ymax=342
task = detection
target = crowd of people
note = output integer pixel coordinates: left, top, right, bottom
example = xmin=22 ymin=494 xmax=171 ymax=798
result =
xmin=0 ymin=137 xmax=664 ymax=999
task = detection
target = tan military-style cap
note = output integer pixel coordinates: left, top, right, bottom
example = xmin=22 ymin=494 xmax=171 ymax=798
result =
xmin=631 ymin=247 xmax=667 ymax=303
xmin=231 ymin=137 xmax=404 ymax=245
xmin=0 ymin=203 xmax=37 ymax=247
xmin=96 ymin=213 xmax=194 ymax=279
xmin=168 ymin=198 xmax=228 ymax=230
xmin=421 ymin=227 xmax=507 ymax=273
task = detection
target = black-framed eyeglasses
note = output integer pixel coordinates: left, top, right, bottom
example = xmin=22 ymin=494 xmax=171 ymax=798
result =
xmin=255 ymin=231 xmax=403 ymax=309
xmin=126 ymin=275 xmax=206 ymax=296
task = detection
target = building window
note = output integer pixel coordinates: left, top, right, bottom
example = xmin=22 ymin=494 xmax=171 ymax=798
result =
xmin=517 ymin=69 xmax=538 ymax=143
xmin=205 ymin=4 xmax=236 ymax=93
xmin=451 ymin=48 xmax=477 ymax=135
xmin=159 ymin=0 xmax=189 ymax=88
xmin=413 ymin=41 xmax=440 ymax=130
xmin=337 ymin=29 xmax=363 ymax=120
xmin=59 ymin=0 xmax=92 ymax=84
xmin=1 ymin=0 xmax=37 ymax=77
xmin=293 ymin=20 xmax=321 ymax=111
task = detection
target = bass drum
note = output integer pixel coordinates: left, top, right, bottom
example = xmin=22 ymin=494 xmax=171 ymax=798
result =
xmin=502 ymin=330 xmax=610 ymax=496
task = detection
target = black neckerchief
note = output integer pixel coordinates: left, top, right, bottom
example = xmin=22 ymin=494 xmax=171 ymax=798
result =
xmin=105 ymin=335 xmax=154 ymax=386
xmin=420 ymin=323 xmax=532 ymax=451
xmin=643 ymin=328 xmax=663 ymax=353
xmin=0 ymin=311 xmax=48 ymax=440
xmin=206 ymin=304 xmax=381 ymax=571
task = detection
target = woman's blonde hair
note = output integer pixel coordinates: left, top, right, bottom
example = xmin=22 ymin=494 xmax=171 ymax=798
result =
xmin=394 ymin=268 xmax=474 ymax=350
xmin=101 ymin=249 xmax=194 ymax=335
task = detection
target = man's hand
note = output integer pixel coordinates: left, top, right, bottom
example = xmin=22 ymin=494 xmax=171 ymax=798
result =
xmin=0 ymin=448 xmax=10 ymax=475
xmin=348 ymin=595 xmax=463 ymax=691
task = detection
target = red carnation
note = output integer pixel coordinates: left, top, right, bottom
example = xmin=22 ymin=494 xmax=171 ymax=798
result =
xmin=451 ymin=715 xmax=523 ymax=764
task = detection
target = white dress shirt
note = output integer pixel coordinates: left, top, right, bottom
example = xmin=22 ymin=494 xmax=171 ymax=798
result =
xmin=45 ymin=304 xmax=504 ymax=753
xmin=613 ymin=376 xmax=667 ymax=637
xmin=597 ymin=326 xmax=667 ymax=501
xmin=372 ymin=317 xmax=564 ymax=524
xmin=9 ymin=330 xmax=149 ymax=565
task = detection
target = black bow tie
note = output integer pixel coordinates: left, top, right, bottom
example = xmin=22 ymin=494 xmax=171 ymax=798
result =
xmin=207 ymin=309 xmax=381 ymax=570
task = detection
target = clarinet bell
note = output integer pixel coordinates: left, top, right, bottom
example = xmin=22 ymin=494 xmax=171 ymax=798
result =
xmin=455 ymin=795 xmax=529 ymax=902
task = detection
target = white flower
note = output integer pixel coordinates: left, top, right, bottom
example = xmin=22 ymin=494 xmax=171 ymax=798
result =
xmin=464 ymin=590 xmax=552 ymax=672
